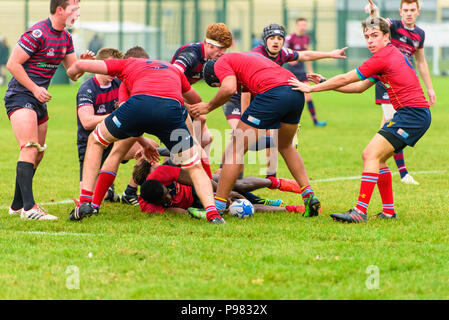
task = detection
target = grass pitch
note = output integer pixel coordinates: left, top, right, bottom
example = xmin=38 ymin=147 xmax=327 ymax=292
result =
xmin=0 ymin=77 xmax=448 ymax=300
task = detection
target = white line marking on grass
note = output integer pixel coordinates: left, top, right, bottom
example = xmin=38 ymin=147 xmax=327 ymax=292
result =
xmin=312 ymin=170 xmax=443 ymax=183
xmin=0 ymin=199 xmax=73 ymax=210
xmin=0 ymin=230 xmax=104 ymax=237
xmin=17 ymin=231 xmax=104 ymax=237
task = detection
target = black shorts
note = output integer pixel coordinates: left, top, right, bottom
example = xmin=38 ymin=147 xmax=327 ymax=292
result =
xmin=104 ymin=94 xmax=194 ymax=153
xmin=378 ymin=107 xmax=431 ymax=152
xmin=4 ymin=93 xmax=49 ymax=124
xmin=241 ymin=85 xmax=305 ymax=129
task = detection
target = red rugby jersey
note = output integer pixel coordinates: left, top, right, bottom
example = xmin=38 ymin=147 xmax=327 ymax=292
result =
xmin=357 ymin=44 xmax=429 ymax=110
xmin=139 ymin=165 xmax=195 ymax=213
xmin=214 ymin=52 xmax=295 ymax=96
xmin=105 ymin=58 xmax=191 ymax=105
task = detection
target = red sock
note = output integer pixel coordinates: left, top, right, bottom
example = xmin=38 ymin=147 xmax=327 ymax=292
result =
xmin=377 ymin=167 xmax=395 ymax=215
xmin=80 ymin=189 xmax=93 ymax=204
xmin=91 ymin=171 xmax=117 ymax=209
xmin=205 ymin=205 xmax=220 ymax=221
xmin=355 ymin=172 xmax=379 ymax=214
xmin=201 ymin=158 xmax=212 ymax=179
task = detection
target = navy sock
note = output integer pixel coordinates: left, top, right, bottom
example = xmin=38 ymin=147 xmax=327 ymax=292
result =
xmin=17 ymin=161 xmax=35 ymax=211
xmin=124 ymin=185 xmax=138 ymax=196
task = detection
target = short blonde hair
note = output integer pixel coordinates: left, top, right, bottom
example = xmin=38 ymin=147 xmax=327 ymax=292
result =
xmin=96 ymin=48 xmax=124 ymax=60
xmin=205 ymin=23 xmax=233 ymax=48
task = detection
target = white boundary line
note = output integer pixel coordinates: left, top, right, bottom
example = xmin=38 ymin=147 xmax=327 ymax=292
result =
xmin=312 ymin=170 xmax=443 ymax=183
xmin=0 ymin=170 xmax=444 ymax=209
xmin=13 ymin=231 xmax=104 ymax=237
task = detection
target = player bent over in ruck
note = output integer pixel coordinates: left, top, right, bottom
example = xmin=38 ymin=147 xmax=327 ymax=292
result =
xmin=189 ymin=52 xmax=322 ymax=218
xmin=66 ymin=46 xmax=225 ymax=224
xmin=289 ymin=17 xmax=431 ymax=223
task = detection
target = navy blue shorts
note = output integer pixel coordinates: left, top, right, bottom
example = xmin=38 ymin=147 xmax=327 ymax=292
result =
xmin=378 ymin=107 xmax=431 ymax=152
xmin=241 ymin=85 xmax=305 ymax=129
xmin=104 ymin=94 xmax=194 ymax=153
xmin=4 ymin=93 xmax=49 ymax=124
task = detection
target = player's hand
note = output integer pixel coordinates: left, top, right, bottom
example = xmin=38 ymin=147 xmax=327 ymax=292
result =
xmin=365 ymin=0 xmax=379 ymax=16
xmin=330 ymin=47 xmax=348 ymax=59
xmin=32 ymin=86 xmax=52 ymax=103
xmin=307 ymin=73 xmax=326 ymax=84
xmin=289 ymin=77 xmax=313 ymax=93
xmin=80 ymin=50 xmax=95 ymax=60
xmin=141 ymin=144 xmax=160 ymax=163
xmin=428 ymin=88 xmax=437 ymax=106
xmin=188 ymin=102 xmax=210 ymax=117
xmin=66 ymin=63 xmax=83 ymax=81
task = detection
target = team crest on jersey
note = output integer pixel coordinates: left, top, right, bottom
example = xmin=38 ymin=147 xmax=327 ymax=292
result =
xmin=400 ymin=36 xmax=407 ymax=43
xmin=97 ymin=104 xmax=106 ymax=114
xmin=32 ymin=29 xmax=42 ymax=39
xmin=413 ymin=40 xmax=420 ymax=48
xmin=47 ymin=48 xmax=55 ymax=57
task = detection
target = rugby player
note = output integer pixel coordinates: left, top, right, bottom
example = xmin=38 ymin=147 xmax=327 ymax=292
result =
xmin=4 ymin=0 xmax=94 ymax=220
xmin=76 ymin=47 xmax=153 ymax=206
xmin=365 ymin=0 xmax=436 ymax=185
xmin=133 ymin=160 xmax=310 ymax=216
xmin=189 ymin=52 xmax=322 ymax=218
xmin=221 ymin=23 xmax=347 ymax=179
xmin=285 ymin=18 xmax=327 ymax=127
xmin=289 ymin=17 xmax=431 ymax=223
xmin=66 ymin=47 xmax=225 ymax=224
xmin=171 ymin=22 xmax=233 ymax=174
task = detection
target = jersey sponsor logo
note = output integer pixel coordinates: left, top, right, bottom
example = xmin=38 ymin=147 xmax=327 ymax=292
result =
xmin=387 ymin=121 xmax=396 ymax=128
xmin=399 ymin=36 xmax=407 ymax=43
xmin=36 ymin=62 xmax=58 ymax=69
xmin=397 ymin=128 xmax=409 ymax=139
xmin=97 ymin=104 xmax=107 ymax=114
xmin=232 ymin=108 xmax=241 ymax=115
xmin=32 ymin=29 xmax=43 ymax=39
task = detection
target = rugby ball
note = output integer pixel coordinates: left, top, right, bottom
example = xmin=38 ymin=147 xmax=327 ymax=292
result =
xmin=229 ymin=199 xmax=254 ymax=218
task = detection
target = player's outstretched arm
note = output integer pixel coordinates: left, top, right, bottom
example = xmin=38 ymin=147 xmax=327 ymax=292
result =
xmin=289 ymin=69 xmax=360 ymax=93
xmin=297 ymin=47 xmax=348 ymax=62
xmin=183 ymin=88 xmax=202 ymax=105
xmin=188 ymin=75 xmax=237 ymax=116
xmin=67 ymin=60 xmax=108 ymax=81
xmin=6 ymin=45 xmax=52 ymax=103
xmin=414 ymin=48 xmax=436 ymax=105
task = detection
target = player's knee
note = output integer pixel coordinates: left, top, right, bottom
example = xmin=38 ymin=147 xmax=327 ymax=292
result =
xmin=172 ymin=148 xmax=201 ymax=169
xmin=92 ymin=124 xmax=113 ymax=149
xmin=201 ymin=135 xmax=213 ymax=148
